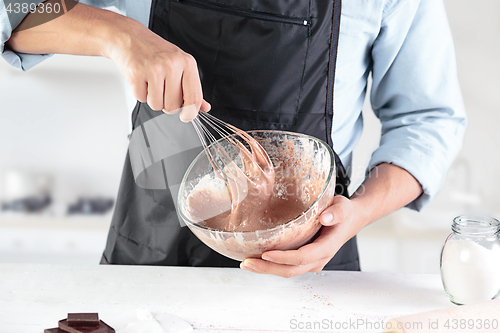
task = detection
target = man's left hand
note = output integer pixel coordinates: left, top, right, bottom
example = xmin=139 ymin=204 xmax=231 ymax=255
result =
xmin=239 ymin=195 xmax=360 ymax=278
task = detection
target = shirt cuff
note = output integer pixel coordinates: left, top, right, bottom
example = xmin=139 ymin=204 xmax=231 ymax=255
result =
xmin=1 ymin=0 xmax=51 ymax=70
xmin=366 ymin=128 xmax=462 ymax=212
xmin=2 ymin=48 xmax=52 ymax=70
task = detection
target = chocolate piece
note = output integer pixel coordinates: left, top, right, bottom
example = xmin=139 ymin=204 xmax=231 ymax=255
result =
xmin=98 ymin=321 xmax=115 ymax=333
xmin=46 ymin=313 xmax=115 ymax=333
xmin=67 ymin=313 xmax=99 ymax=327
xmin=58 ymin=319 xmax=114 ymax=333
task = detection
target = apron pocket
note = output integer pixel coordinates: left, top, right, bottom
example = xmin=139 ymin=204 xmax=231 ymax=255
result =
xmin=163 ymin=0 xmax=311 ymax=126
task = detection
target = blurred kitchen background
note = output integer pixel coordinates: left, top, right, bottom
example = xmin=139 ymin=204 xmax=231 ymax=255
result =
xmin=0 ymin=0 xmax=498 ymax=272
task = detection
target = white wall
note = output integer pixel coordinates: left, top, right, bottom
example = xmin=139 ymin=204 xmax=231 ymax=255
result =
xmin=355 ymin=0 xmax=500 ymax=273
xmin=0 ymin=55 xmax=130 ymax=208
xmin=444 ymin=0 xmax=500 ymax=212
xmin=0 ymin=55 xmax=130 ymax=264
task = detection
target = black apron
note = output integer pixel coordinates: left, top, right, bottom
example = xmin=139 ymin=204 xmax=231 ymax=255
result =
xmin=102 ymin=0 xmax=360 ymax=270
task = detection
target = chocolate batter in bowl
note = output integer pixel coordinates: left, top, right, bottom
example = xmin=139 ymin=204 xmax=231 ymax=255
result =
xmin=177 ymin=131 xmax=336 ymax=261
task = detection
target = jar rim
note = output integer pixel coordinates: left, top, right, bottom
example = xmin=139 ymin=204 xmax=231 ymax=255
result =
xmin=452 ymin=215 xmax=500 ymax=235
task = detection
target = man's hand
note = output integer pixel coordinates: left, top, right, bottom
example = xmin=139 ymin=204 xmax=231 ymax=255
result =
xmin=104 ymin=21 xmax=211 ymax=122
xmin=240 ymin=163 xmax=423 ymax=278
xmin=240 ymin=195 xmax=359 ymax=278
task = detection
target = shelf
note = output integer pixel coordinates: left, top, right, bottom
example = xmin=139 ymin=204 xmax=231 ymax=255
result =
xmin=0 ymin=214 xmax=112 ymax=231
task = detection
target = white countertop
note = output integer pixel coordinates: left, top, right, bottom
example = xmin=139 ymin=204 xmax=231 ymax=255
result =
xmin=0 ymin=264 xmax=453 ymax=333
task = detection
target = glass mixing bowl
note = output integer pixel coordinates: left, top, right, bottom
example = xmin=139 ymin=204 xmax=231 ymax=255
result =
xmin=177 ymin=130 xmax=336 ymax=261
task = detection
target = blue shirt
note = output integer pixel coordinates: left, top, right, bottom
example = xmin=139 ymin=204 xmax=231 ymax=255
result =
xmin=0 ymin=0 xmax=467 ymax=211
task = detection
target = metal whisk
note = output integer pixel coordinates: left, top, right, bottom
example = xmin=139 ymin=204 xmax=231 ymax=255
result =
xmin=191 ymin=111 xmax=274 ymax=204
xmin=192 ymin=112 xmax=258 ymax=181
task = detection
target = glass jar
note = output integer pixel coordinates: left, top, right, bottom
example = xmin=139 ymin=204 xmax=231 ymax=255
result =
xmin=440 ymin=215 xmax=500 ymax=305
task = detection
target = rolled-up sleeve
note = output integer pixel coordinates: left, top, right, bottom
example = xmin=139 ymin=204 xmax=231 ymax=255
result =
xmin=368 ymin=0 xmax=467 ymax=211
xmin=1 ymin=0 xmax=124 ymax=70
xmin=1 ymin=0 xmax=48 ymax=70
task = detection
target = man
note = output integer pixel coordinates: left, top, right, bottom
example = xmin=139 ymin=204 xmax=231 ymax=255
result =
xmin=1 ymin=0 xmax=466 ymax=277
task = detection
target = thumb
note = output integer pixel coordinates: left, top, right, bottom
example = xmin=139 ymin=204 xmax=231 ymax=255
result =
xmin=319 ymin=196 xmax=349 ymax=226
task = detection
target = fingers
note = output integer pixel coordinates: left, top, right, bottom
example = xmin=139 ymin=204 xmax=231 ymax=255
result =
xmin=179 ymin=104 xmax=198 ymax=123
xmin=135 ymin=49 xmax=206 ymax=120
xmin=240 ymin=257 xmax=329 ymax=278
xmin=240 ymin=259 xmax=309 ymax=278
xmin=261 ymin=242 xmax=329 ymax=266
xmin=200 ymin=99 xmax=211 ymax=112
xmin=179 ymin=54 xmax=203 ymax=122
xmin=163 ymin=61 xmax=183 ymax=113
xmin=109 ymin=27 xmax=206 ymax=117
xmin=129 ymin=80 xmax=147 ymax=103
xmin=239 ymin=226 xmax=339 ymax=278
xmin=259 ymin=226 xmax=338 ymax=266
xmin=239 ymin=196 xmax=356 ymax=278
xmin=146 ymin=75 xmax=165 ymax=111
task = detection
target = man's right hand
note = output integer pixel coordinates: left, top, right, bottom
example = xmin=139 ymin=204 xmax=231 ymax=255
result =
xmin=104 ymin=19 xmax=210 ymax=122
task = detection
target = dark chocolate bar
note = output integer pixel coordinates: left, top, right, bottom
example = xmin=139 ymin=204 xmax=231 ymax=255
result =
xmin=67 ymin=313 xmax=99 ymax=327
xmin=46 ymin=313 xmax=115 ymax=333
xmin=59 ymin=319 xmax=102 ymax=333
xmin=59 ymin=319 xmax=114 ymax=333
